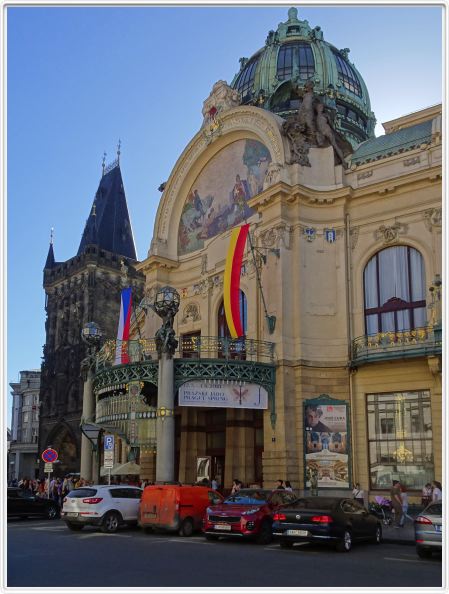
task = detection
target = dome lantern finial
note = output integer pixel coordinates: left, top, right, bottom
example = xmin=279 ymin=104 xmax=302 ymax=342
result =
xmin=288 ymin=7 xmax=298 ymax=22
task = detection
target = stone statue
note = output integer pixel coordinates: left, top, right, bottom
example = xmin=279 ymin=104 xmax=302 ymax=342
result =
xmin=282 ymin=80 xmax=352 ymax=168
xmin=315 ymin=103 xmax=348 ymax=168
xmin=153 ymin=287 xmax=180 ymax=359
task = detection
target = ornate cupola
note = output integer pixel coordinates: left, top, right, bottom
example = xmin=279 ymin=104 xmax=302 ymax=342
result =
xmin=230 ymin=7 xmax=376 ymax=147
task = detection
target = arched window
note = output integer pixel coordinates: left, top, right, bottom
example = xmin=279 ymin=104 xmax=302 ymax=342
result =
xmin=218 ymin=291 xmax=247 ymax=359
xmin=234 ymin=58 xmax=259 ymax=103
xmin=363 ymin=246 xmax=426 ymax=335
xmin=277 ymin=42 xmax=315 ymax=81
xmin=332 ymin=50 xmax=362 ymax=97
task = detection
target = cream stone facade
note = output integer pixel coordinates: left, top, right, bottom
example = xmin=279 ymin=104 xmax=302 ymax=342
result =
xmin=87 ymin=10 xmax=441 ymax=502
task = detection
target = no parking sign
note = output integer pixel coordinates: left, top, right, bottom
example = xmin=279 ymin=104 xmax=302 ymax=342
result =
xmin=41 ymin=448 xmax=58 ymax=463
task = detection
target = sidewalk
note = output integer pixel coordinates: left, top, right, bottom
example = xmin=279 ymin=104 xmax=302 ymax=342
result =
xmin=382 ymin=519 xmax=416 ymax=545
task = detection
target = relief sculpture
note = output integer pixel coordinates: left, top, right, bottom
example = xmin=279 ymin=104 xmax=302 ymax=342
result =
xmin=282 ymin=81 xmax=352 ymax=168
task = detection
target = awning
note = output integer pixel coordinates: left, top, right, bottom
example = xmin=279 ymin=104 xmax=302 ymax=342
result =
xmin=80 ymin=422 xmax=128 ymax=447
xmin=112 ymin=461 xmax=141 ymax=475
xmin=99 ymin=464 xmax=121 ymax=477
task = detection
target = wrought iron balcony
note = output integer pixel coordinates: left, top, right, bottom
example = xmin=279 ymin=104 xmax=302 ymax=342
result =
xmin=351 ymin=325 xmax=442 ymax=366
xmin=95 ymin=336 xmax=275 ymax=370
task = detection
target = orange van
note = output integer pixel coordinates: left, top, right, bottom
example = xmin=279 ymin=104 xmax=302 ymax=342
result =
xmin=139 ymin=484 xmax=223 ymax=536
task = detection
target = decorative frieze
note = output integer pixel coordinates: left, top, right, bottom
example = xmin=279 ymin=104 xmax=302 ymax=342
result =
xmin=259 ymin=223 xmax=293 ymax=250
xmin=403 ymin=156 xmax=420 ymax=167
xmin=263 ymin=162 xmax=283 ymax=189
xmin=374 ymin=222 xmax=408 ymax=244
xmin=423 ymin=208 xmax=442 ymax=231
xmin=350 ymin=227 xmax=359 ymax=250
xmin=357 ymin=170 xmax=373 ymax=180
xmin=180 ymin=303 xmax=201 ymax=325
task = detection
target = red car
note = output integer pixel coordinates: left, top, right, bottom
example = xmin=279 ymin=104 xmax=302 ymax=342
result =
xmin=203 ymin=488 xmax=298 ymax=544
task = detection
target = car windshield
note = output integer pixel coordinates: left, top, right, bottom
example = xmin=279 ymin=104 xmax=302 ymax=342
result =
xmin=291 ymin=497 xmax=336 ymax=510
xmin=425 ymin=503 xmax=442 ymax=516
xmin=225 ymin=490 xmax=269 ymax=505
xmin=67 ymin=488 xmax=97 ymax=498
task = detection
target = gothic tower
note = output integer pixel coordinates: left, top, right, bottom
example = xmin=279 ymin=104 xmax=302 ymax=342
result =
xmin=38 ymin=158 xmax=144 ymax=476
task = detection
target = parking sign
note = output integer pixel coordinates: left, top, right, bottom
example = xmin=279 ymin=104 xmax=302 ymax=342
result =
xmin=104 ymin=435 xmax=114 ymax=451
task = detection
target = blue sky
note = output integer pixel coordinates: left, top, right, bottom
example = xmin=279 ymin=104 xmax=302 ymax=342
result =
xmin=5 ymin=4 xmax=443 ymax=424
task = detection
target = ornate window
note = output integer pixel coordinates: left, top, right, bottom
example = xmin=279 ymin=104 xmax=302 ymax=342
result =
xmin=277 ymin=42 xmax=315 ymax=81
xmin=332 ymin=50 xmax=362 ymax=96
xmin=234 ymin=58 xmax=259 ymax=102
xmin=363 ymin=246 xmax=426 ymax=335
xmin=218 ymin=291 xmax=247 ymax=359
xmin=367 ymin=391 xmax=434 ymax=490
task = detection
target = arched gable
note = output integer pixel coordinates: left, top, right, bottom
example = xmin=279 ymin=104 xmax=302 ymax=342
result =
xmin=151 ymin=106 xmax=286 ymax=260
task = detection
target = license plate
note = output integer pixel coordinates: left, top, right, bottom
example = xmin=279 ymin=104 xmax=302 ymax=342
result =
xmin=214 ymin=524 xmax=231 ymax=531
xmin=286 ymin=529 xmax=308 ymax=536
xmin=435 ymin=525 xmax=442 ymax=533
xmin=67 ymin=512 xmax=78 ymax=518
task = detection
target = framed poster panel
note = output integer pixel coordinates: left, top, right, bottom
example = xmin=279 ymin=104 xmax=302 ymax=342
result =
xmin=304 ymin=395 xmax=351 ymax=489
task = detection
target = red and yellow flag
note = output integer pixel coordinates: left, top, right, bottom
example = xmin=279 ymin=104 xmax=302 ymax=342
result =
xmin=223 ymin=224 xmax=249 ymax=338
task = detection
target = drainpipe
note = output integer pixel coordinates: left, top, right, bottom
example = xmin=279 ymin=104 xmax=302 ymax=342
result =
xmin=345 ymin=212 xmax=357 ymax=486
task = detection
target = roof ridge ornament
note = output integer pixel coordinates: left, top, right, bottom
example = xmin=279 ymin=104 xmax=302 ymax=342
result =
xmin=117 ymin=139 xmax=121 ymax=164
xmin=50 ymin=227 xmax=54 ymax=245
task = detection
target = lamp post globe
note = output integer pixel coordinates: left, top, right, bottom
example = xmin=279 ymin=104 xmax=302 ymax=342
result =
xmin=81 ymin=321 xmax=103 ymax=347
xmin=153 ymin=286 xmax=180 ymax=317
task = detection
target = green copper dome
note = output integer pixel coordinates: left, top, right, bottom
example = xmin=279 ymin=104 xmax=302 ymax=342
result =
xmin=231 ymin=7 xmax=376 ymax=147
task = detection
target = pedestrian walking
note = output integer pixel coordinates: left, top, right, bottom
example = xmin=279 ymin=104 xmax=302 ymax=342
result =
xmin=400 ymin=485 xmax=413 ymax=525
xmin=275 ymin=479 xmax=285 ymax=490
xmin=421 ymin=483 xmax=432 ymax=507
xmin=231 ymin=479 xmax=241 ymax=496
xmin=352 ymin=483 xmax=365 ymax=506
xmin=431 ymin=480 xmax=442 ymax=502
xmin=285 ymin=481 xmax=293 ymax=492
xmin=390 ymin=480 xmax=403 ymax=527
xmin=211 ymin=477 xmax=219 ymax=491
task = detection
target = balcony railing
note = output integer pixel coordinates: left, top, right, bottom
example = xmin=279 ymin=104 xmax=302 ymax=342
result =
xmin=96 ymin=336 xmax=275 ymax=370
xmin=351 ymin=325 xmax=442 ymax=365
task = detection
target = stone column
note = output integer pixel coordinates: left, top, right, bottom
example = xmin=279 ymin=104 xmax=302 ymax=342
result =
xmin=80 ymin=366 xmax=94 ymax=481
xmin=156 ymin=354 xmax=175 ymax=482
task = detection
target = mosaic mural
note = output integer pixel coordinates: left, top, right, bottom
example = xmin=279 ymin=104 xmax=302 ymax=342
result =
xmin=178 ymin=139 xmax=271 ymax=255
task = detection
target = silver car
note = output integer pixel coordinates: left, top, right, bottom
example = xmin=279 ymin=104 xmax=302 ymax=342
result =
xmin=414 ymin=501 xmax=442 ymax=558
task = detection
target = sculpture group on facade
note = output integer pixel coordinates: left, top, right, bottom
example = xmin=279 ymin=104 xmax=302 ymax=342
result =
xmin=282 ymin=81 xmax=352 ymax=168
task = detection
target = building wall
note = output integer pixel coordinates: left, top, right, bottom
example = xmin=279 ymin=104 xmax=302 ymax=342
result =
xmin=134 ymin=102 xmax=441 ymax=493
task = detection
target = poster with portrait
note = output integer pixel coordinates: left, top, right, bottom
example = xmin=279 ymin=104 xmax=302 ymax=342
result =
xmin=304 ymin=397 xmax=351 ymax=489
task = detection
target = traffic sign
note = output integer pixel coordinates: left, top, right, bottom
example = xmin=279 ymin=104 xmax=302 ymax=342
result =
xmin=44 ymin=463 xmax=53 ymax=473
xmin=104 ymin=458 xmax=114 ymax=469
xmin=42 ymin=448 xmax=58 ymax=463
xmin=104 ymin=435 xmax=114 ymax=451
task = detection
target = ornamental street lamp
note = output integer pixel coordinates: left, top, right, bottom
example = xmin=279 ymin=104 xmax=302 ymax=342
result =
xmin=80 ymin=322 xmax=103 ymax=482
xmin=153 ymin=286 xmax=180 ymax=483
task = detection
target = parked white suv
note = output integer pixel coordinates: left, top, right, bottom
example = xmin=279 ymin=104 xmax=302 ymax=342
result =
xmin=61 ymin=485 xmax=143 ymax=533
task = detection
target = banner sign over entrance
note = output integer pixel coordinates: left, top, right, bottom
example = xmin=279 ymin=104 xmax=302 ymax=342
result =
xmin=304 ymin=396 xmax=351 ymax=489
xmin=179 ymin=381 xmax=268 ymax=410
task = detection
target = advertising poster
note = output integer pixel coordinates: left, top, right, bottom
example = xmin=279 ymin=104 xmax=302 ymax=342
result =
xmin=304 ymin=399 xmax=350 ymax=489
xmin=179 ymin=380 xmax=268 ymax=409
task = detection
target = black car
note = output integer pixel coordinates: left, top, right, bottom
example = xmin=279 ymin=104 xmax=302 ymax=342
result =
xmin=7 ymin=488 xmax=59 ymax=520
xmin=272 ymin=496 xmax=382 ymax=552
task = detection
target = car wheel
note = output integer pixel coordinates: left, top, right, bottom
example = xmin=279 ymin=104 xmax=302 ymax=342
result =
xmin=279 ymin=539 xmax=294 ymax=549
xmin=179 ymin=517 xmax=194 ymax=537
xmin=205 ymin=534 xmax=218 ymax=541
xmin=374 ymin=524 xmax=382 ymax=544
xmin=256 ymin=520 xmax=273 ymax=545
xmin=46 ymin=505 xmax=58 ymax=520
xmin=336 ymin=529 xmax=352 ymax=552
xmin=417 ymin=546 xmax=432 ymax=559
xmin=66 ymin=523 xmax=84 ymax=531
xmin=101 ymin=511 xmax=121 ymax=534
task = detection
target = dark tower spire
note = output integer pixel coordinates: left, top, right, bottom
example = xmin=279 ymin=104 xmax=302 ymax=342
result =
xmin=77 ymin=158 xmax=137 ymax=260
xmin=44 ymin=228 xmax=56 ymax=269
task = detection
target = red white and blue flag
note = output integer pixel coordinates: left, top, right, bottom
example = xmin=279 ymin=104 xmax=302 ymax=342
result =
xmin=114 ymin=287 xmax=133 ymax=365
